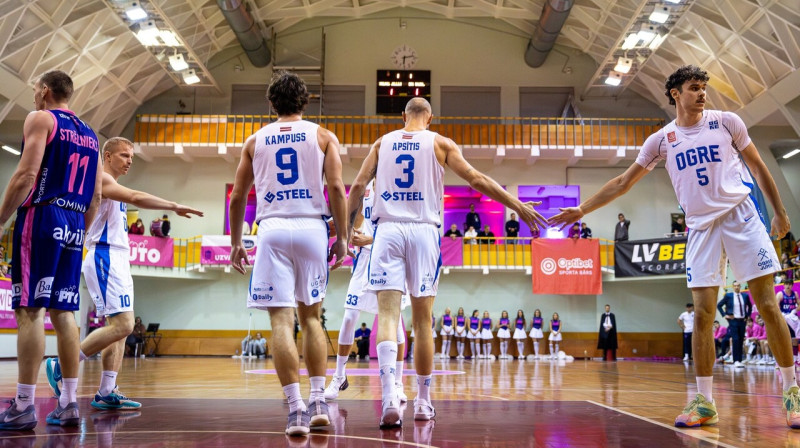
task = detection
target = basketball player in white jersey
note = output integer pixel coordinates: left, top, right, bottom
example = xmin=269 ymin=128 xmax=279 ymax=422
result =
xmin=45 ymin=137 xmax=202 ymax=410
xmin=551 ymin=65 xmax=799 ymax=429
xmin=347 ymin=97 xmax=545 ymax=428
xmin=229 ymin=72 xmax=348 ymax=437
xmin=324 ymin=179 xmax=411 ymax=402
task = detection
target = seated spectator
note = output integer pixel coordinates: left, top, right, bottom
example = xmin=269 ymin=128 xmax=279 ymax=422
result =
xmin=464 ymin=226 xmax=478 ymax=245
xmin=465 ymin=204 xmax=481 ymax=232
xmin=242 ymin=332 xmax=268 ymax=357
xmin=713 ymin=320 xmax=728 ymax=358
xmin=477 ymin=225 xmax=495 ymax=245
xmin=505 ymin=213 xmax=520 ymax=242
xmin=671 ymin=216 xmax=686 ymax=235
xmin=580 ymin=222 xmax=592 ymax=238
xmin=355 ymin=323 xmax=371 ymax=360
xmin=0 ymin=244 xmax=6 ymax=262
xmin=160 ymin=214 xmax=171 ymax=237
xmin=0 ymin=264 xmax=9 ymax=279
xmin=444 ymin=223 xmax=462 ymax=240
xmin=568 ymin=223 xmax=580 ymax=239
xmin=125 ymin=316 xmax=146 ymax=356
xmin=129 ymin=218 xmax=145 ymax=235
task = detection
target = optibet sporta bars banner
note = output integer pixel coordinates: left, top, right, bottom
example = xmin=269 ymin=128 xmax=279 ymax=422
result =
xmin=532 ymin=238 xmax=602 ymax=295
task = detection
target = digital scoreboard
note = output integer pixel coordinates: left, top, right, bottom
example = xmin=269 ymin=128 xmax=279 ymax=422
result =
xmin=376 ymin=70 xmax=431 ymax=115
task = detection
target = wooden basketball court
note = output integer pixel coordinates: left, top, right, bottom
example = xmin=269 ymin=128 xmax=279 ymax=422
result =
xmin=0 ymin=357 xmax=795 ymax=447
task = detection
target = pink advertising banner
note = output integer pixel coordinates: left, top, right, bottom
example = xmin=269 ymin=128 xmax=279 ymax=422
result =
xmin=440 ymin=237 xmax=463 ymax=266
xmin=129 ymin=235 xmax=174 ymax=267
xmin=0 ymin=278 xmax=53 ymax=330
xmin=201 ymin=235 xmax=258 ymax=265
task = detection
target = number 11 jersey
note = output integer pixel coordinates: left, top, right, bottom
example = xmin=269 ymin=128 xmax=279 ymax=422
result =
xmin=253 ymin=120 xmax=330 ymax=222
xmin=372 ymin=129 xmax=444 ymax=226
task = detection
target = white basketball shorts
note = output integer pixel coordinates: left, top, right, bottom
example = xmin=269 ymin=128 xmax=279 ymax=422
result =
xmin=367 ymin=221 xmax=441 ymax=297
xmin=83 ymin=247 xmax=134 ymax=317
xmin=344 ymin=247 xmax=411 ymax=314
xmin=686 ymin=198 xmax=780 ymax=288
xmin=248 ymin=217 xmax=328 ymax=309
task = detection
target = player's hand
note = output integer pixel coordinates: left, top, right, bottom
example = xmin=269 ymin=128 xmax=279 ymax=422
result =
xmin=230 ymin=242 xmax=250 ymax=275
xmin=175 ymin=204 xmax=204 ymax=219
xmin=351 ymin=229 xmax=372 ymax=247
xmin=516 ymin=201 xmax=548 ymax=234
xmin=329 ymin=238 xmax=347 ymax=270
xmin=550 ymin=207 xmax=585 ymax=230
xmin=770 ymin=211 xmax=791 ymax=239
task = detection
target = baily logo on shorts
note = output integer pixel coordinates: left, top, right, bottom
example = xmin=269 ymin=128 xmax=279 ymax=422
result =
xmin=34 ymin=277 xmax=54 ymax=300
xmin=11 ymin=283 xmax=22 ymax=300
xmin=251 ymin=293 xmax=273 ymax=302
xmin=55 ymin=286 xmax=79 ymax=304
xmin=757 ymin=248 xmax=774 ymax=270
xmin=370 ymin=271 xmax=388 ymax=286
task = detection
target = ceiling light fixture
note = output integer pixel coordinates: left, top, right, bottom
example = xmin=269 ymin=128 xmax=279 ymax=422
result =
xmin=649 ymin=5 xmax=671 ymax=24
xmin=605 ymin=71 xmax=623 ymax=86
xmin=182 ymin=69 xmax=200 ymax=85
xmin=621 ymin=33 xmax=640 ymax=50
xmin=136 ymin=20 xmax=160 ymax=46
xmin=2 ymin=145 xmax=20 ymax=155
xmin=614 ymin=57 xmax=633 ymax=74
xmin=637 ymin=24 xmax=658 ymax=45
xmin=159 ymin=30 xmax=181 ymax=47
xmin=169 ymin=53 xmax=188 ymax=71
xmin=124 ymin=2 xmax=148 ymax=21
xmin=783 ymin=149 xmax=800 ymax=159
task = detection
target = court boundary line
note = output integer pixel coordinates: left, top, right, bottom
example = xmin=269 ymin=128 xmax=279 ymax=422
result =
xmin=586 ymin=400 xmax=739 ymax=448
xmin=0 ymin=430 xmax=437 ymax=447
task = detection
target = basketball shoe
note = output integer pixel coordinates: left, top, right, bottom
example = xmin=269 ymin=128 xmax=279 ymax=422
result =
xmin=674 ymin=394 xmax=718 ymax=427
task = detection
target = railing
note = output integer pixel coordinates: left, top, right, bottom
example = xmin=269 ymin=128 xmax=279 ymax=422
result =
xmin=134 ymin=115 xmax=665 ymax=149
xmin=448 ymin=236 xmax=616 ymax=270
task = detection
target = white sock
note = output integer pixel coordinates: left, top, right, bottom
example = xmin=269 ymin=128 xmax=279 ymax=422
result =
xmin=14 ymin=384 xmax=35 ymax=411
xmin=550 ymin=343 xmax=554 ymax=355
xmin=377 ymin=341 xmax=398 ymax=401
xmin=458 ymin=341 xmax=464 ymax=356
xmin=309 ymin=376 xmax=325 ymax=402
xmin=335 ymin=355 xmax=349 ymax=377
xmin=534 ymin=341 xmax=539 ymax=356
xmin=484 ymin=343 xmax=491 ymax=356
xmin=417 ymin=375 xmax=432 ymax=402
xmin=79 ymin=350 xmax=87 ymax=362
xmin=283 ymin=383 xmax=306 ymax=413
xmin=555 ymin=343 xmax=560 ymax=354
xmin=472 ymin=341 xmax=479 ymax=356
xmin=99 ymin=370 xmax=117 ymax=396
xmin=696 ymin=376 xmax=713 ymax=402
xmin=780 ymin=366 xmax=798 ymax=391
xmin=517 ymin=341 xmax=525 ymax=356
xmin=60 ymin=378 xmax=78 ymax=408
xmin=395 ymin=360 xmax=404 ymax=386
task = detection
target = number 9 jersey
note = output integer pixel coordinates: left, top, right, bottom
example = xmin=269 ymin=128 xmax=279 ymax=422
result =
xmin=253 ymin=120 xmax=330 ymax=221
xmin=372 ymin=129 xmax=444 ymax=225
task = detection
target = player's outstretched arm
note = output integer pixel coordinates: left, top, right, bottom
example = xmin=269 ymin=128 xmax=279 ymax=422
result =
xmin=84 ymin=150 xmax=104 ymax=230
xmin=102 ymin=173 xmax=203 ymax=218
xmin=0 ymin=111 xmax=52 ymax=239
xmin=320 ymin=127 xmax=347 ymax=269
xmin=550 ymin=161 xmax=649 ymax=230
xmin=347 ymin=138 xmax=380 ymax=236
xmin=739 ymin=143 xmax=790 ymax=239
xmin=229 ymin=135 xmax=256 ymax=275
xmin=440 ymin=136 xmax=547 ymax=231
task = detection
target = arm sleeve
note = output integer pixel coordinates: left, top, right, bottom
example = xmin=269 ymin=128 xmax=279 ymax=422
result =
xmin=721 ymin=111 xmax=752 ymax=152
xmin=635 ymin=132 xmax=666 ymax=170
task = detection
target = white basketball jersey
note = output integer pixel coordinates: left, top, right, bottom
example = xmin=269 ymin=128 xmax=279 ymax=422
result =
xmin=372 ymin=129 xmax=444 ymax=225
xmin=360 ymin=179 xmax=375 ymax=250
xmin=635 ymin=110 xmax=753 ymax=230
xmin=85 ymin=198 xmax=129 ymax=251
xmin=253 ymin=120 xmax=330 ymax=221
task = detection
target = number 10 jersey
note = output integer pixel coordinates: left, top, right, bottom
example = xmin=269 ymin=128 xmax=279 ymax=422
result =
xmin=253 ymin=120 xmax=330 ymax=222
xmin=372 ymin=129 xmax=444 ymax=226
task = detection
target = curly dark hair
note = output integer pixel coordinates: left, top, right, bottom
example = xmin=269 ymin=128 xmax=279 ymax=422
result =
xmin=664 ymin=65 xmax=709 ymax=106
xmin=38 ymin=70 xmax=74 ymax=102
xmin=266 ymin=71 xmax=309 ymax=116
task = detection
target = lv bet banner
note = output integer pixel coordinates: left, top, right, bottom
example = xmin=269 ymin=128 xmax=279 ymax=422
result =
xmin=614 ymin=236 xmax=687 ymax=277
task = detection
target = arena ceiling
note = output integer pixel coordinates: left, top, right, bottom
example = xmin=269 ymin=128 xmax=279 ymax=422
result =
xmin=0 ymin=0 xmax=798 ymax=139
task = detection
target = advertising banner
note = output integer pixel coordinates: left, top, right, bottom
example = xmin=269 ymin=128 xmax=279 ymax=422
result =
xmin=129 ymin=234 xmax=174 ymax=267
xmin=0 ymin=278 xmax=53 ymax=329
xmin=614 ymin=236 xmax=687 ymax=277
xmin=532 ymin=238 xmax=602 ymax=295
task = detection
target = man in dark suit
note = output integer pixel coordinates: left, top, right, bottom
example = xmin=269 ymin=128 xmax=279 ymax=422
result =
xmin=614 ymin=213 xmax=630 ymax=242
xmin=598 ymin=304 xmax=618 ymax=361
xmin=717 ymin=280 xmax=752 ymax=368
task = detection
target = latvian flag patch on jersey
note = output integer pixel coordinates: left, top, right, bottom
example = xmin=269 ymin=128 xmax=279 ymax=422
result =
xmin=279 ymin=126 xmax=292 ymax=132
xmin=401 ymin=134 xmax=413 ymax=140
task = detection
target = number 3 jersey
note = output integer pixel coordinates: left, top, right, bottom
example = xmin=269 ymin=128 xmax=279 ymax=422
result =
xmin=372 ymin=129 xmax=444 ymax=226
xmin=253 ymin=120 xmax=330 ymax=222
xmin=635 ymin=110 xmax=753 ymax=230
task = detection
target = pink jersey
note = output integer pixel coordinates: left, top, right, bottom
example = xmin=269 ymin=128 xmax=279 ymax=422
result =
xmin=713 ymin=326 xmax=727 ymax=339
xmin=751 ymin=323 xmax=766 ymax=340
